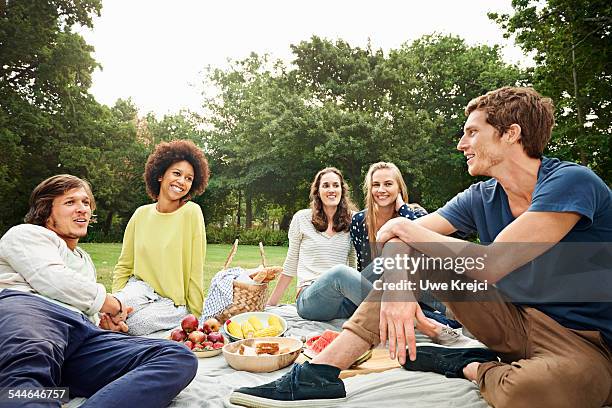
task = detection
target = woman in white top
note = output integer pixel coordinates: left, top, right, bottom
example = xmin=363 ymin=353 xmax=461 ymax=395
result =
xmin=267 ymin=167 xmax=371 ymax=321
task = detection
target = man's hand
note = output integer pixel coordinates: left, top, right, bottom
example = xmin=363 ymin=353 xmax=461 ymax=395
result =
xmin=376 ymin=217 xmax=411 ymax=245
xmin=99 ymin=312 xmax=130 ymax=333
xmin=109 ymin=305 xmax=133 ymax=325
xmin=379 ymin=300 xmax=437 ymax=365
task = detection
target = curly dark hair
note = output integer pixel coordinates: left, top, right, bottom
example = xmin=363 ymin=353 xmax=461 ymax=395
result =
xmin=309 ymin=167 xmax=356 ymax=233
xmin=144 ymin=140 xmax=210 ymax=201
xmin=24 ymin=174 xmax=96 ymax=226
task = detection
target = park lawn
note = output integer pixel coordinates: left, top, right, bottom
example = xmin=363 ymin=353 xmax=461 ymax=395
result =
xmin=80 ymin=243 xmax=296 ymax=304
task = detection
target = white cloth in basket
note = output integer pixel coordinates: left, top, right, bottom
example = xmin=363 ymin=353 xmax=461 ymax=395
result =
xmin=201 ymin=267 xmax=243 ymax=320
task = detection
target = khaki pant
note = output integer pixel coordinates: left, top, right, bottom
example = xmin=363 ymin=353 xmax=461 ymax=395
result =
xmin=343 ymin=270 xmax=612 ymax=407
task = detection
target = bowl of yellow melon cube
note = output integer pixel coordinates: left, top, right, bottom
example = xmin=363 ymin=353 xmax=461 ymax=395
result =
xmin=223 ymin=311 xmax=288 ymax=342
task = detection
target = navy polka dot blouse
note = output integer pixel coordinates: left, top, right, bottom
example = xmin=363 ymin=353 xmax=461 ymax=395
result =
xmin=350 ymin=204 xmax=428 ymax=271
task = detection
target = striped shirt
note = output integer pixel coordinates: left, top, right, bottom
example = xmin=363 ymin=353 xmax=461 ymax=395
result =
xmin=282 ymin=209 xmax=357 ymax=288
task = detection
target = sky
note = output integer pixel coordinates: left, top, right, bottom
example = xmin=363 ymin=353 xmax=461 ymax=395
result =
xmin=79 ymin=0 xmax=530 ymax=117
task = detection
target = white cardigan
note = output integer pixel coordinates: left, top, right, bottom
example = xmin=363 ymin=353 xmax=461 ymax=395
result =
xmin=0 ymin=224 xmax=106 ymax=319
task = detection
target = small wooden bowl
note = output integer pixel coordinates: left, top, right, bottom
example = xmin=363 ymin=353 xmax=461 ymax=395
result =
xmin=222 ymin=337 xmax=302 ymax=372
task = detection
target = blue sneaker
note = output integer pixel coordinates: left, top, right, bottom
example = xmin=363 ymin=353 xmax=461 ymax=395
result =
xmin=402 ymin=344 xmax=497 ymax=378
xmin=230 ymin=361 xmax=347 ymax=407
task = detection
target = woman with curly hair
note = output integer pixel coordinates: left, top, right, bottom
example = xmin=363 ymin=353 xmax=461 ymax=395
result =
xmin=266 ymin=167 xmax=367 ymax=321
xmin=112 ymin=139 xmax=209 ymax=335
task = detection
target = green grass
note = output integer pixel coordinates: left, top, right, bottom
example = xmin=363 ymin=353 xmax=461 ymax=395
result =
xmin=80 ymin=243 xmax=296 ymax=304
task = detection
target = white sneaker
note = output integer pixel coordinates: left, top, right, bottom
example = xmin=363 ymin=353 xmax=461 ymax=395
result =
xmin=433 ymin=326 xmax=484 ymax=348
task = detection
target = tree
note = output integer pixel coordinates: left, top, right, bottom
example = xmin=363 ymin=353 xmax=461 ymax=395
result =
xmin=489 ymin=0 xmax=611 ymax=183
xmin=0 ymin=0 xmax=103 ymax=233
xmin=383 ymin=34 xmax=526 ymax=208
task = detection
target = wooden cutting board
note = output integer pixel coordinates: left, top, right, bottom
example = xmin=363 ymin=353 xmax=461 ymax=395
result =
xmin=296 ymin=348 xmax=401 ymax=379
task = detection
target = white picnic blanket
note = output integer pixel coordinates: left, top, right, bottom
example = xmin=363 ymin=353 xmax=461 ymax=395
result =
xmin=66 ymin=304 xmax=490 ymax=408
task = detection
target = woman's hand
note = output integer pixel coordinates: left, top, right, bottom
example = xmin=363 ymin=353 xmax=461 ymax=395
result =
xmin=99 ymin=313 xmax=129 ymax=333
xmin=395 ymin=194 xmax=406 ymax=212
xmin=109 ymin=305 xmax=133 ymax=325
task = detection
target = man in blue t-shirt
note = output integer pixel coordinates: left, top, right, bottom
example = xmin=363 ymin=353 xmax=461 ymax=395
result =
xmin=230 ymin=87 xmax=612 ymax=408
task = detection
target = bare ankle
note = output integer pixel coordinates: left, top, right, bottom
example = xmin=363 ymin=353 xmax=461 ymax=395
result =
xmin=462 ymin=362 xmax=480 ymax=382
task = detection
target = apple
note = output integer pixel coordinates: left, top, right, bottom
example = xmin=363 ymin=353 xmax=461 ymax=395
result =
xmin=183 ymin=340 xmax=194 ymax=350
xmin=170 ymin=329 xmax=187 ymax=342
xmin=188 ymin=331 xmax=206 ymax=344
xmin=181 ymin=314 xmax=199 ymax=333
xmin=193 ymin=345 xmax=204 ymax=352
xmin=201 ymin=322 xmax=211 ymax=334
xmin=212 ymin=342 xmax=224 ymax=349
xmin=207 ymin=331 xmax=224 ymax=344
xmin=201 ymin=341 xmax=213 ymax=349
xmin=204 ymin=318 xmax=221 ymax=332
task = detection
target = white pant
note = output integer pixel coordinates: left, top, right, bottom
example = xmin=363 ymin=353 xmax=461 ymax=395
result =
xmin=114 ymin=277 xmax=189 ymax=336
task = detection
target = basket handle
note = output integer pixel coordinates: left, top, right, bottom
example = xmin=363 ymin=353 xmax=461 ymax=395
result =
xmin=258 ymin=242 xmax=267 ymax=267
xmin=223 ymin=239 xmax=239 ymax=269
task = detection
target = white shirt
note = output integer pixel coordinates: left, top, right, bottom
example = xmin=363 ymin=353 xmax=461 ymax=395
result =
xmin=0 ymin=224 xmax=106 ymax=320
xmin=282 ymin=209 xmax=357 ymax=288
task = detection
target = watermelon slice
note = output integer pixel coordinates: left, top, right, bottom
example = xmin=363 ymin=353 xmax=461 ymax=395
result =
xmin=306 ymin=330 xmax=340 ymax=355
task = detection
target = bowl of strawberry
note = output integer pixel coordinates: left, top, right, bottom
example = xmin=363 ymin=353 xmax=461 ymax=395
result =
xmin=169 ymin=315 xmax=227 ymax=358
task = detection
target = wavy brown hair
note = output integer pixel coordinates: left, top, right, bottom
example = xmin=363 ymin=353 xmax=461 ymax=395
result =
xmin=144 ymin=139 xmax=210 ymax=201
xmin=24 ymin=174 xmax=96 ymax=226
xmin=309 ymin=167 xmax=356 ymax=233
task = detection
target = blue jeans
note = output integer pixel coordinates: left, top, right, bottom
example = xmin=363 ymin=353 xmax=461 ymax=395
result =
xmin=0 ymin=290 xmax=197 ymax=408
xmin=296 ymin=264 xmax=456 ymax=326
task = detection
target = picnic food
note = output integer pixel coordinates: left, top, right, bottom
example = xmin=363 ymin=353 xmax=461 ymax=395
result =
xmin=256 ymin=342 xmax=280 ymax=355
xmin=236 ymin=341 xmax=290 ymax=356
xmin=170 ymin=328 xmax=187 ymax=342
xmin=226 ymin=313 xmax=285 ymax=339
xmin=207 ymin=331 xmax=224 ymax=343
xmin=268 ymin=315 xmax=283 ymax=330
xmin=254 ymin=326 xmax=282 ymax=337
xmin=241 ymin=321 xmax=256 ymax=338
xmin=248 ymin=316 xmax=264 ymax=331
xmin=305 ymin=330 xmax=341 ymax=355
xmin=249 ymin=266 xmax=283 ymax=283
xmin=188 ymin=330 xmax=206 ymax=344
xmin=227 ymin=320 xmax=243 ymax=338
xmin=223 ymin=337 xmax=303 ymax=372
xmin=181 ymin=314 xmax=199 ymax=333
xmin=202 ymin=317 xmax=221 ymax=333
xmin=170 ymin=316 xmax=225 ymax=354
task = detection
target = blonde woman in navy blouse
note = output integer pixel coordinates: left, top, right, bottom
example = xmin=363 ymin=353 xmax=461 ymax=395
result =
xmin=350 ymin=162 xmax=455 ymax=325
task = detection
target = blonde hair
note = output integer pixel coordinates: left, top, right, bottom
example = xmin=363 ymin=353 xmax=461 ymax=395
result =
xmin=363 ymin=162 xmax=409 ymax=256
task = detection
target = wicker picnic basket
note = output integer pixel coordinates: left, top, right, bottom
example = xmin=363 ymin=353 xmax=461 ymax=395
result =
xmin=215 ymin=239 xmax=279 ymax=323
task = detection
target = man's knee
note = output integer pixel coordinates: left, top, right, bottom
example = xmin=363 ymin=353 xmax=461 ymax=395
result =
xmin=157 ymin=342 xmax=198 ymax=384
xmin=380 ymin=238 xmax=411 ymax=256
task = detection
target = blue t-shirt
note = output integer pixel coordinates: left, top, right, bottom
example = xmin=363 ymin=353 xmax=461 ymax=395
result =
xmin=438 ymin=157 xmax=612 ymax=347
